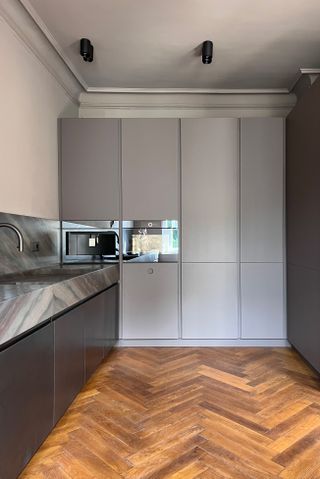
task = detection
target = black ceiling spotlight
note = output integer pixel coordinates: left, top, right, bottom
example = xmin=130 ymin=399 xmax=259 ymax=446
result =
xmin=202 ymin=40 xmax=213 ymax=64
xmin=80 ymin=38 xmax=94 ymax=62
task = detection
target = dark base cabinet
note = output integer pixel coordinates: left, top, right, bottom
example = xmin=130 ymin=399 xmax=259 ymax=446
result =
xmin=54 ymin=306 xmax=85 ymax=424
xmin=0 ymin=323 xmax=54 ymax=479
xmin=85 ymin=284 xmax=119 ymax=380
xmin=84 ymin=292 xmax=106 ymax=381
xmin=104 ymin=284 xmax=119 ymax=356
xmin=0 ymin=283 xmax=119 ymax=479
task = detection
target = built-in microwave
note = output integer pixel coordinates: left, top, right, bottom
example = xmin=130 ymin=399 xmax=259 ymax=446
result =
xmin=62 ymin=220 xmax=120 ymax=263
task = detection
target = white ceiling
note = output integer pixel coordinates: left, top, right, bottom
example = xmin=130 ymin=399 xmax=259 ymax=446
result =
xmin=21 ymin=0 xmax=320 ymax=91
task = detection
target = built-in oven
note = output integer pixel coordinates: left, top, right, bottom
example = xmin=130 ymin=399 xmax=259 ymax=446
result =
xmin=122 ymin=220 xmax=179 ymax=263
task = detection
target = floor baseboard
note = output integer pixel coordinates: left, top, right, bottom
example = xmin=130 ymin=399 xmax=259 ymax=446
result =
xmin=116 ymin=339 xmax=290 ymax=347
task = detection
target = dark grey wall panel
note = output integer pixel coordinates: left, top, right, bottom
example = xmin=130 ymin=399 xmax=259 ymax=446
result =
xmin=54 ymin=306 xmax=85 ymax=424
xmin=60 ymin=119 xmax=120 ymax=221
xmin=287 ymin=77 xmax=320 ymax=371
xmin=287 ymin=264 xmax=320 ymax=373
xmin=0 ymin=323 xmax=54 ymax=479
xmin=287 ymin=80 xmax=320 ymax=270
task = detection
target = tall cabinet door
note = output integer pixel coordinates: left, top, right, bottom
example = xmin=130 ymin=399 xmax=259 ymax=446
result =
xmin=240 ymin=118 xmax=284 ymax=263
xmin=122 ymin=119 xmax=179 ymax=219
xmin=181 ymin=119 xmax=239 ymax=339
xmin=240 ymin=118 xmax=285 ymax=339
xmin=122 ymin=263 xmax=179 ymax=339
xmin=60 ymin=119 xmax=120 ymax=220
xmin=181 ymin=118 xmax=238 ymax=263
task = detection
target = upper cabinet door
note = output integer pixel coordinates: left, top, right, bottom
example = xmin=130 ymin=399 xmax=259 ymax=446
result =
xmin=241 ymin=118 xmax=284 ymax=262
xmin=60 ymin=119 xmax=120 ymax=221
xmin=122 ymin=119 xmax=179 ymax=219
xmin=181 ymin=118 xmax=238 ymax=262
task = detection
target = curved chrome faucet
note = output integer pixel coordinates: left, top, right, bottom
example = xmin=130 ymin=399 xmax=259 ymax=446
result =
xmin=0 ymin=223 xmax=24 ymax=252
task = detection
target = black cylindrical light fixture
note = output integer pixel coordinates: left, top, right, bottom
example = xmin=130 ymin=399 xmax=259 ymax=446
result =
xmin=202 ymin=40 xmax=213 ymax=64
xmin=80 ymin=38 xmax=94 ymax=62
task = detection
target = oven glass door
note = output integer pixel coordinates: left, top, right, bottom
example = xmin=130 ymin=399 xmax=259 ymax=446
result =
xmin=122 ymin=220 xmax=179 ymax=263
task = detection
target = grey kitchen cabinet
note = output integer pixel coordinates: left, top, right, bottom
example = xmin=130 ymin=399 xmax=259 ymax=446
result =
xmin=0 ymin=323 xmax=54 ymax=479
xmin=122 ymin=119 xmax=179 ymax=220
xmin=240 ymin=118 xmax=284 ymax=262
xmin=60 ymin=119 xmax=120 ymax=221
xmin=54 ymin=305 xmax=85 ymax=424
xmin=84 ymin=292 xmax=106 ymax=380
xmin=241 ymin=263 xmax=285 ymax=339
xmin=181 ymin=118 xmax=238 ymax=263
xmin=104 ymin=284 xmax=119 ymax=355
xmin=0 ymin=285 xmax=119 ymax=478
xmin=84 ymin=286 xmax=119 ymax=380
xmin=182 ymin=263 xmax=238 ymax=339
xmin=122 ymin=263 xmax=179 ymax=339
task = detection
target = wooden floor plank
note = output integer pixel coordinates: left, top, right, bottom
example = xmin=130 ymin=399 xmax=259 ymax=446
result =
xmin=19 ymin=347 xmax=320 ymax=478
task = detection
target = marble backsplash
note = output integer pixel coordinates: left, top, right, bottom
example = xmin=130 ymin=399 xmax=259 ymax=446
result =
xmin=0 ymin=213 xmax=60 ymax=276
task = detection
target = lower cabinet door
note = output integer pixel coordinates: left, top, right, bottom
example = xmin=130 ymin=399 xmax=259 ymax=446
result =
xmin=0 ymin=323 xmax=54 ymax=479
xmin=182 ymin=263 xmax=239 ymax=339
xmin=104 ymin=284 xmax=119 ymax=355
xmin=241 ymin=263 xmax=285 ymax=339
xmin=84 ymin=292 xmax=105 ymax=380
xmin=54 ymin=306 xmax=85 ymax=424
xmin=123 ymin=263 xmax=179 ymax=339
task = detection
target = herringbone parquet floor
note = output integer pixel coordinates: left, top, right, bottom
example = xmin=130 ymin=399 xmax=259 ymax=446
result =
xmin=20 ymin=348 xmax=320 ymax=479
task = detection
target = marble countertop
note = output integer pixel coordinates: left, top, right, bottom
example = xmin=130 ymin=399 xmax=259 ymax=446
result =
xmin=0 ymin=263 xmax=119 ymax=349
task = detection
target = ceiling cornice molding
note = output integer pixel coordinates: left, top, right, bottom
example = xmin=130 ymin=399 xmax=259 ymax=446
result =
xmin=289 ymin=67 xmax=320 ymax=92
xmin=0 ymin=0 xmax=83 ymax=104
xmin=79 ymin=92 xmax=296 ymax=118
xmin=19 ymin=0 xmax=88 ymax=91
xmin=3 ymin=0 xmax=314 ymax=106
xmin=86 ymin=87 xmax=290 ymax=94
xmin=289 ymin=68 xmax=320 ymax=100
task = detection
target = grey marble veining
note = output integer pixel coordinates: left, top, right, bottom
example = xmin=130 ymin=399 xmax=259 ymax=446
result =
xmin=0 ymin=212 xmax=60 ymax=275
xmin=0 ymin=264 xmax=119 ymax=348
xmin=52 ymin=265 xmax=119 ymax=314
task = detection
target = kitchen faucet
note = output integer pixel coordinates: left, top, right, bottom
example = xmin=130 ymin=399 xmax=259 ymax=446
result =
xmin=0 ymin=223 xmax=24 ymax=252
